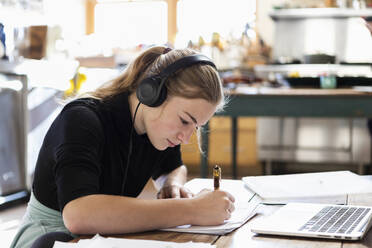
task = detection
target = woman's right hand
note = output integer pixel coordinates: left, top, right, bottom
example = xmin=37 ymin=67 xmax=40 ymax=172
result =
xmin=189 ymin=189 xmax=235 ymax=226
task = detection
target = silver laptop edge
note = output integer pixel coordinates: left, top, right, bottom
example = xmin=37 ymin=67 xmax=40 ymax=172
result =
xmin=251 ymin=203 xmax=372 ymax=240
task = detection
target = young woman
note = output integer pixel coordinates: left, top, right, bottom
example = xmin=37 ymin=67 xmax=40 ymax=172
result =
xmin=11 ymin=46 xmax=235 ymax=248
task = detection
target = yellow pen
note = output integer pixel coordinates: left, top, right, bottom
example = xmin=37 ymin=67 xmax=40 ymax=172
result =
xmin=213 ymin=165 xmax=221 ymax=190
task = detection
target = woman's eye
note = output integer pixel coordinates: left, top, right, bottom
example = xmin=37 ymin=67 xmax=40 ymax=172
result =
xmin=180 ymin=117 xmax=189 ymax=125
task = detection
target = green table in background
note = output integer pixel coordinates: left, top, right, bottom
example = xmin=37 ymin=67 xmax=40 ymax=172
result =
xmin=200 ymin=88 xmax=372 ymax=179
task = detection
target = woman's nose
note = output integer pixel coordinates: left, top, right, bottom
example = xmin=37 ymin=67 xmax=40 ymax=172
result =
xmin=177 ymin=127 xmax=194 ymax=144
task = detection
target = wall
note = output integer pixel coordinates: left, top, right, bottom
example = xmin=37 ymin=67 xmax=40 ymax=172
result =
xmin=43 ymin=0 xmax=86 ymax=40
xmin=256 ymin=0 xmax=329 ymax=46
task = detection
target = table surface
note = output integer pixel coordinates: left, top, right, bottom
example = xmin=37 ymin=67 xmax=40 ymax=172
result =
xmin=218 ymin=87 xmax=372 ymax=118
xmin=72 ymin=191 xmax=372 ymax=247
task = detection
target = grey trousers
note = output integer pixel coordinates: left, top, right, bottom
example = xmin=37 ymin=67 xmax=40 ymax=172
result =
xmin=10 ymin=193 xmax=76 ymax=248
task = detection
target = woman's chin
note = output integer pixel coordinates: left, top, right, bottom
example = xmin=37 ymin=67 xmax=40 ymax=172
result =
xmin=153 ymin=143 xmax=168 ymax=151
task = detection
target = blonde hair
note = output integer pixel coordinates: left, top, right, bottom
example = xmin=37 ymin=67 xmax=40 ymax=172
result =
xmin=87 ymin=45 xmax=225 ymax=151
xmin=89 ymin=46 xmax=224 ymax=109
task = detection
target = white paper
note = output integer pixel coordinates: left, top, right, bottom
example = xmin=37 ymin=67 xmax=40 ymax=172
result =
xmin=161 ymin=179 xmax=260 ymax=235
xmin=54 ymin=234 xmax=215 ymax=248
xmin=242 ymin=171 xmax=372 ymax=204
xmin=353 ymin=86 xmax=372 ymax=92
xmin=184 ymin=178 xmax=255 ymax=202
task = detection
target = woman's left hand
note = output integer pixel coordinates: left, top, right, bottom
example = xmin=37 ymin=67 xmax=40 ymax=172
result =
xmin=157 ymin=183 xmax=194 ymax=199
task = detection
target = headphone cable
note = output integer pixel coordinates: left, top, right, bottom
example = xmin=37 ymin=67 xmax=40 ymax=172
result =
xmin=121 ymin=101 xmax=141 ymax=195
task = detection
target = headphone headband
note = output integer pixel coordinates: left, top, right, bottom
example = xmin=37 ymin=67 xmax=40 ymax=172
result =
xmin=159 ymin=54 xmax=216 ymax=79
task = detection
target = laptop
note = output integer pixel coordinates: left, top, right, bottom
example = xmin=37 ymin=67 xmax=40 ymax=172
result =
xmin=251 ymin=203 xmax=372 ymax=240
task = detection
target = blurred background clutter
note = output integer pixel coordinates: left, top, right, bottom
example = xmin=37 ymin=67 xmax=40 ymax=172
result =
xmin=0 ymin=0 xmax=372 ymax=215
xmin=1 ymin=1 xmax=372 ymax=245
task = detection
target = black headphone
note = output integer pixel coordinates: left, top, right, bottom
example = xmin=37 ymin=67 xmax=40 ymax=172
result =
xmin=136 ymin=54 xmax=216 ymax=107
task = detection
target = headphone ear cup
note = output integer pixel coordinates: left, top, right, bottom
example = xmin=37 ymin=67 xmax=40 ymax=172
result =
xmin=155 ymin=84 xmax=167 ymax=107
xmin=137 ymin=76 xmax=166 ymax=107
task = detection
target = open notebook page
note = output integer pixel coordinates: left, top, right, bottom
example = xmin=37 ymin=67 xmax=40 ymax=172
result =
xmin=161 ymin=179 xmax=260 ymax=235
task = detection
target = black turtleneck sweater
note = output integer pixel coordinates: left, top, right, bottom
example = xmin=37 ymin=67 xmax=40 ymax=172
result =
xmin=32 ymin=92 xmax=182 ymax=212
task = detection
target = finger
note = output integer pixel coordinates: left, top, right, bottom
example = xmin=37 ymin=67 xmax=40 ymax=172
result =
xmin=180 ymin=189 xmax=189 ymax=198
xmin=170 ymin=187 xmax=180 ymax=199
xmin=157 ymin=190 xmax=163 ymax=199
xmin=160 ymin=189 xmax=167 ymax=199
xmin=225 ymin=210 xmax=232 ymax=220
xmin=199 ymin=188 xmax=212 ymax=195
xmin=229 ymin=202 xmax=236 ymax=213
xmin=225 ymin=191 xmax=236 ymax=203
xmin=180 ymin=188 xmax=194 ymax=198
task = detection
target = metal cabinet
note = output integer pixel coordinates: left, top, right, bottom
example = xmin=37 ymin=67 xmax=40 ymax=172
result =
xmin=0 ymin=71 xmax=63 ymax=205
xmin=257 ymin=117 xmax=371 ymax=174
xmin=0 ymin=72 xmax=28 ymax=202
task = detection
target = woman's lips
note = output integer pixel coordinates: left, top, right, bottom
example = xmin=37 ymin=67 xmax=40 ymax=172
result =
xmin=167 ymin=139 xmax=176 ymax=147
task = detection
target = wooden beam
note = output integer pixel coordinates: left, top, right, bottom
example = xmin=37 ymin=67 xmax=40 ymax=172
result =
xmin=86 ymin=0 xmax=96 ymax=35
xmin=166 ymin=0 xmax=178 ymax=45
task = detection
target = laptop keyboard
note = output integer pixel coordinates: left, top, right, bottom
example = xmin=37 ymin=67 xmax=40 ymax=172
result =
xmin=299 ymin=206 xmax=370 ymax=234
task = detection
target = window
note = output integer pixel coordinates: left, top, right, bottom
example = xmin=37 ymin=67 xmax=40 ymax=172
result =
xmin=176 ymin=0 xmax=256 ymax=47
xmin=95 ymin=1 xmax=168 ymax=48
